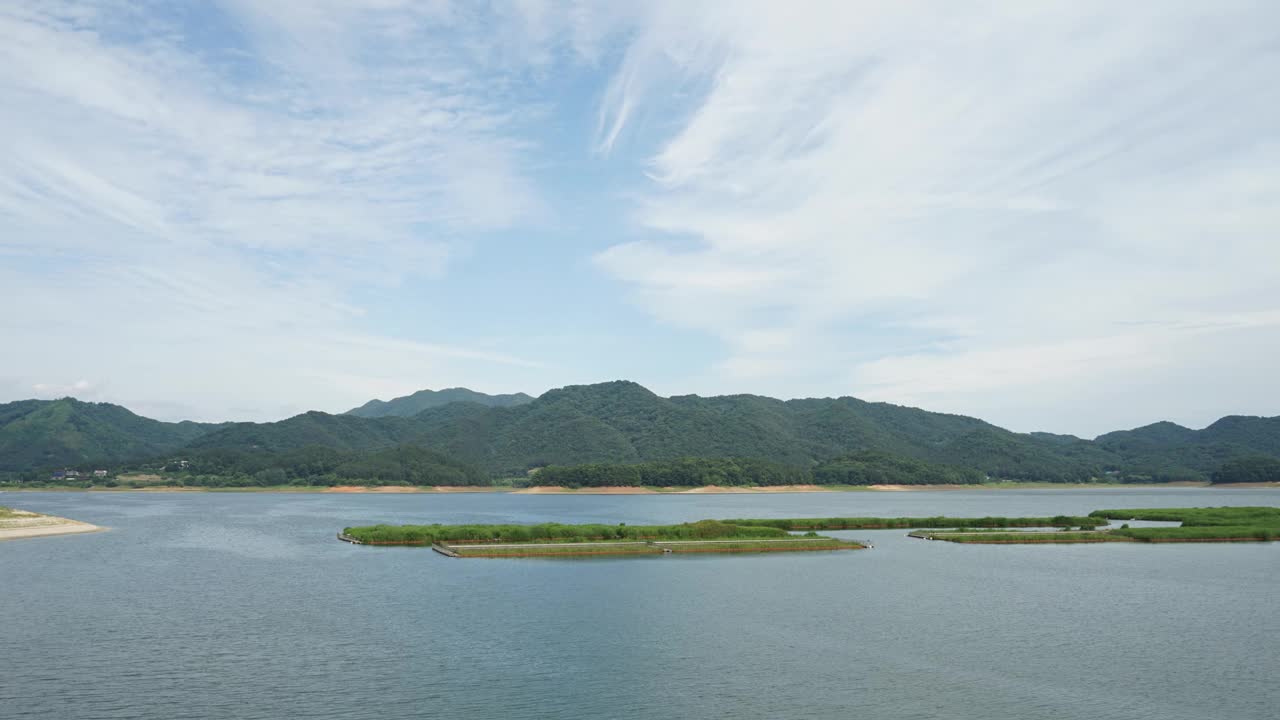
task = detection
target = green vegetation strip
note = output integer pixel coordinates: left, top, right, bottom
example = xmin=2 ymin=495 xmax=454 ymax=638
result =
xmin=342 ymin=507 xmax=1280 ymax=554
xmin=342 ymin=519 xmax=796 ymax=546
xmin=447 ymin=538 xmax=859 ymax=557
xmin=451 ymin=542 xmax=658 ymax=557
xmin=340 ymin=519 xmax=867 ymax=556
xmin=1088 ymin=506 xmax=1280 ymax=526
xmin=913 ymin=531 xmax=1118 ymax=544
xmin=917 ymin=506 xmax=1280 ymax=543
xmin=725 ymin=515 xmax=1106 ymax=530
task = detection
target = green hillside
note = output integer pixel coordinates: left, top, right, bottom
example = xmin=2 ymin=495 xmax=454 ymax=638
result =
xmin=346 ymin=387 xmax=533 ymax=418
xmin=164 ymin=444 xmax=487 ymax=487
xmin=183 ymin=381 xmax=1280 ymax=481
xmin=188 ymin=411 xmax=417 ymax=452
xmin=0 ymin=398 xmax=223 ymax=472
xmin=3 ymin=382 xmax=1278 ymax=484
xmin=1094 ymin=416 xmax=1280 ymax=481
xmin=813 ymin=450 xmax=984 ymax=485
xmin=1212 ymin=456 xmax=1280 ymax=484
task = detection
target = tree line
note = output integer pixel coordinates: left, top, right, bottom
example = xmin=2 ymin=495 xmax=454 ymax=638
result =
xmin=1 ymin=444 xmax=487 ymax=488
xmin=531 ymin=451 xmax=985 ymax=488
xmin=1210 ymin=456 xmax=1280 ymax=484
xmin=531 ymin=457 xmax=811 ymax=487
xmin=6 ymin=444 xmax=1278 ymax=490
xmin=343 ymin=519 xmax=792 ymax=545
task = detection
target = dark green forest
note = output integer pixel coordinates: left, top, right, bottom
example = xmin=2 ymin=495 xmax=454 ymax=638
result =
xmin=3 ymin=441 xmax=485 ymax=488
xmin=345 ymin=387 xmax=533 ymax=418
xmin=164 ymin=445 xmax=487 ymax=487
xmin=1210 ymin=455 xmax=1280 ymax=484
xmin=2 ymin=382 xmax=1277 ymax=487
xmin=532 ymin=452 xmax=981 ymax=487
xmin=532 ymin=457 xmax=811 ymax=487
xmin=812 ymin=450 xmax=984 ymax=485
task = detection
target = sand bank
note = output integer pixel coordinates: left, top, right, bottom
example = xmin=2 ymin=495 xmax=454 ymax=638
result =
xmin=866 ymin=484 xmax=976 ymax=491
xmin=0 ymin=508 xmax=103 ymax=541
xmin=512 ymin=486 xmax=659 ymax=494
xmin=509 ymin=484 xmax=835 ymax=494
xmin=321 ymin=485 xmax=506 ymax=493
xmin=678 ymin=484 xmax=831 ymax=493
xmin=324 ymin=485 xmax=422 ymax=493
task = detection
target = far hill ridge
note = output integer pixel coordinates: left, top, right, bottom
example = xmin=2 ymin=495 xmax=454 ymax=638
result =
xmin=345 ymin=387 xmax=535 ymax=418
xmin=1 ymin=381 xmax=1276 ymax=483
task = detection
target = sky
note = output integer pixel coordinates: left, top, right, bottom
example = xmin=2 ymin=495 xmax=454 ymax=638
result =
xmin=2 ymin=1 xmax=1278 ymax=438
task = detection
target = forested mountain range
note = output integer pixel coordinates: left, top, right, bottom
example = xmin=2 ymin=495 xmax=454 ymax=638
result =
xmin=345 ymin=387 xmax=533 ymax=418
xmin=0 ymin=398 xmax=225 ymax=472
xmin=1 ymin=381 xmax=1277 ymax=483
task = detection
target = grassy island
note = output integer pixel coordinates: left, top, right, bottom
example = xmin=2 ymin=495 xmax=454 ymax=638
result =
xmin=441 ymin=537 xmax=858 ymax=558
xmin=339 ymin=519 xmax=865 ymax=556
xmin=912 ymin=506 xmax=1280 ymax=543
xmin=724 ymin=515 xmax=1108 ymax=531
xmin=341 ymin=507 xmax=1279 ymax=556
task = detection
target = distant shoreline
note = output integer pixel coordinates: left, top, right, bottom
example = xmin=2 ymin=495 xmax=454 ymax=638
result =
xmin=4 ymin=481 xmax=1277 ymax=494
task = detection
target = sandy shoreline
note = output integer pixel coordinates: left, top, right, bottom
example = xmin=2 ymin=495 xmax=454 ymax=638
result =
xmin=0 ymin=508 xmax=104 ymax=541
xmin=4 ymin=481 xmax=1274 ymax=495
xmin=321 ymin=485 xmax=508 ymax=493
xmin=317 ymin=481 xmax=1266 ymax=494
xmin=517 ymin=484 xmax=913 ymax=494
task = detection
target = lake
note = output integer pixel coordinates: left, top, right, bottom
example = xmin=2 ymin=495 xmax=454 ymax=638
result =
xmin=2 ymin=488 xmax=1277 ymax=720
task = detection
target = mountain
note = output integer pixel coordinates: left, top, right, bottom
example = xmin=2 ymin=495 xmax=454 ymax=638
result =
xmin=184 ymin=381 xmax=1280 ymax=481
xmin=1094 ymin=416 xmax=1280 ymax=480
xmin=3 ymin=382 xmax=1277 ymax=483
xmin=1095 ymin=421 xmax=1199 ymax=447
xmin=0 ymin=398 xmax=224 ymax=472
xmin=1199 ymin=415 xmax=1280 ymax=453
xmin=346 ymin=387 xmax=534 ymax=418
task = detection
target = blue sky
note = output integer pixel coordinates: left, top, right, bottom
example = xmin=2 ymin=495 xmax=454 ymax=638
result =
xmin=2 ymin=1 xmax=1278 ymax=437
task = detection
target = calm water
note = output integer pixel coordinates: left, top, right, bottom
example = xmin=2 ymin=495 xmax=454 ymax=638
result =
xmin=2 ymin=488 xmax=1277 ymax=720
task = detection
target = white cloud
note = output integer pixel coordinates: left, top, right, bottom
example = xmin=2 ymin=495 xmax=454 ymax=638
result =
xmin=3 ymin=1 xmax=1277 ymax=435
xmin=32 ymin=379 xmax=97 ymax=399
xmin=0 ymin=1 xmax=561 ymax=420
xmin=594 ymin=0 xmax=1280 ymax=435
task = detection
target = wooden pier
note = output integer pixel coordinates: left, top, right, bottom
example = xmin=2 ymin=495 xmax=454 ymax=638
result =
xmin=431 ymin=543 xmax=460 ymax=557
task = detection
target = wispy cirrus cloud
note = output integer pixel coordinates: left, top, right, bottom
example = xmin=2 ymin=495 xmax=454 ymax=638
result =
xmin=0 ymin=1 xmax=564 ymax=419
xmin=592 ymin=0 xmax=1280 ymax=435
xmin=2 ymin=1 xmax=1276 ymax=434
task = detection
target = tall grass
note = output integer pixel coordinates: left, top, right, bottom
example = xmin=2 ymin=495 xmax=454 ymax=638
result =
xmin=342 ymin=519 xmax=791 ymax=545
xmin=1088 ymin=506 xmax=1280 ymax=527
xmin=450 ymin=538 xmax=860 ymax=556
xmin=725 ymin=515 xmax=1106 ymax=530
xmin=922 ymin=531 xmax=1115 ymax=544
xmin=1112 ymin=526 xmax=1278 ymax=541
xmin=345 ymin=507 xmax=1280 ymax=547
xmin=921 ymin=506 xmax=1280 ymax=543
